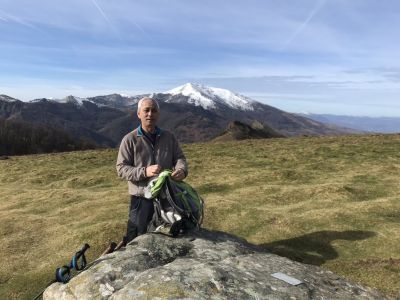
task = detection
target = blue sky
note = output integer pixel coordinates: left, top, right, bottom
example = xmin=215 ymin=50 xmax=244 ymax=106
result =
xmin=1 ymin=0 xmax=399 ymax=116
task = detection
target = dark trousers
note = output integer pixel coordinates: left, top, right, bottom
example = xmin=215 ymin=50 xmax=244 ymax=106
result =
xmin=123 ymin=196 xmax=154 ymax=244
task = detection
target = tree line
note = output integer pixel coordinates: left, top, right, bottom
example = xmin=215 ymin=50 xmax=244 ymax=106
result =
xmin=0 ymin=118 xmax=97 ymax=156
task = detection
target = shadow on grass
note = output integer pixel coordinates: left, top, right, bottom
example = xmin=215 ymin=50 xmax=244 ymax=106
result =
xmin=260 ymin=230 xmax=376 ymax=266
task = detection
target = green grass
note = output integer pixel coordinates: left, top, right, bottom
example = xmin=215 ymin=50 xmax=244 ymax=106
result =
xmin=1 ymin=134 xmax=400 ymax=299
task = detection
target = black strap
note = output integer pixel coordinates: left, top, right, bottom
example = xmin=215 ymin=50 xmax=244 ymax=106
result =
xmin=32 ymin=243 xmax=99 ymax=300
xmin=55 ymin=265 xmax=71 ymax=283
xmin=70 ymin=243 xmax=90 ymax=271
xmin=164 ymin=178 xmax=186 ymax=215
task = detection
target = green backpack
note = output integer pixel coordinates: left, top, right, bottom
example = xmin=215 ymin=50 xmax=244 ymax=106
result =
xmin=146 ymin=170 xmax=204 ymax=236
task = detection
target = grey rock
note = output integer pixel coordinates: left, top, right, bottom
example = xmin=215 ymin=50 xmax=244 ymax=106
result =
xmin=43 ymin=229 xmax=386 ymax=300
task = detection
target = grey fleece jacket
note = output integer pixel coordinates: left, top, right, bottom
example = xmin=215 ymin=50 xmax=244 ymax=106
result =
xmin=116 ymin=126 xmax=188 ymax=196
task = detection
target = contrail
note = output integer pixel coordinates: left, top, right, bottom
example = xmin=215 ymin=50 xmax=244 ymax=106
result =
xmin=283 ymin=0 xmax=327 ymax=48
xmin=0 ymin=9 xmax=42 ymax=32
xmin=130 ymin=19 xmax=150 ymax=40
xmin=90 ymin=0 xmax=124 ymax=41
xmin=90 ymin=0 xmax=149 ymax=40
xmin=90 ymin=0 xmax=114 ymax=28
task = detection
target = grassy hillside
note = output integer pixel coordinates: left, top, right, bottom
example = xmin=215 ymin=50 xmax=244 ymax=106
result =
xmin=1 ymin=134 xmax=400 ymax=299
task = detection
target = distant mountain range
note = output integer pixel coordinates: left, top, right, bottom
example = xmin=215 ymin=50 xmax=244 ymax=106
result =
xmin=299 ymin=113 xmax=400 ymax=134
xmin=0 ymin=83 xmax=354 ymax=147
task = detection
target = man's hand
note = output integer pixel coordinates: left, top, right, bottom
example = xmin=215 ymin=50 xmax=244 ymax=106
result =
xmin=171 ymin=168 xmax=185 ymax=181
xmin=146 ymin=164 xmax=161 ymax=177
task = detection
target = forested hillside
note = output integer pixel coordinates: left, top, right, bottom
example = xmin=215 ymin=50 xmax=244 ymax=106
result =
xmin=0 ymin=118 xmax=96 ymax=156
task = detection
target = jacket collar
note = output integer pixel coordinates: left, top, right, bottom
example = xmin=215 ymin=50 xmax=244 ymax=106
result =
xmin=137 ymin=125 xmax=162 ymax=137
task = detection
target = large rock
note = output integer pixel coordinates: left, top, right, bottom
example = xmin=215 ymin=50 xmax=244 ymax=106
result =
xmin=44 ymin=229 xmax=386 ymax=299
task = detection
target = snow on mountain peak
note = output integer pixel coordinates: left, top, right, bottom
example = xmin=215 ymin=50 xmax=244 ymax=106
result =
xmin=120 ymin=93 xmax=133 ymax=98
xmin=166 ymin=83 xmax=256 ymax=111
xmin=0 ymin=94 xmax=19 ymax=102
xmin=58 ymin=95 xmax=88 ymax=106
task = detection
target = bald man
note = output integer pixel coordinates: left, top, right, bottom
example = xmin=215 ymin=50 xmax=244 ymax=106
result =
xmin=116 ymin=97 xmax=188 ymax=245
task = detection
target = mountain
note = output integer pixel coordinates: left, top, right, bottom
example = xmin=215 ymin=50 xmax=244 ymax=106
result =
xmin=153 ymin=83 xmax=350 ymax=138
xmin=299 ymin=113 xmax=400 ymax=133
xmin=0 ymin=83 xmax=352 ymax=147
xmin=165 ymin=83 xmax=256 ymax=111
xmin=0 ymin=94 xmax=19 ymax=102
xmin=212 ymin=120 xmax=284 ymax=142
xmin=0 ymin=97 xmax=130 ymax=147
xmin=86 ymin=94 xmax=146 ymax=108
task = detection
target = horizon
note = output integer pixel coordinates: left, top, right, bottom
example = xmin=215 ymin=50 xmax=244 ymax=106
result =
xmin=1 ymin=1 xmax=400 ymax=117
xmin=3 ymin=83 xmax=400 ymax=119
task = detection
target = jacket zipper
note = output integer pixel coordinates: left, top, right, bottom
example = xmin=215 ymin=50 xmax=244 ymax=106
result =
xmin=143 ymin=133 xmax=157 ymax=165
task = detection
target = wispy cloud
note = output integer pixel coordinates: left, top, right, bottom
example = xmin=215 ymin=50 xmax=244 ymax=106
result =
xmin=90 ymin=0 xmax=122 ymax=40
xmin=0 ymin=9 xmax=42 ymax=32
xmin=90 ymin=0 xmax=113 ymax=28
xmin=89 ymin=0 xmax=149 ymax=40
xmin=344 ymin=67 xmax=400 ymax=83
xmin=283 ymin=0 xmax=327 ymax=48
xmin=368 ymin=67 xmax=400 ymax=82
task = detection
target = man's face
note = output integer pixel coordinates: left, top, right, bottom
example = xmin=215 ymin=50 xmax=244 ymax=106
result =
xmin=137 ymin=99 xmax=160 ymax=129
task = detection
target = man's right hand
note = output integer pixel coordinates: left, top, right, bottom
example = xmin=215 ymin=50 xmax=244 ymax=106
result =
xmin=146 ymin=164 xmax=161 ymax=177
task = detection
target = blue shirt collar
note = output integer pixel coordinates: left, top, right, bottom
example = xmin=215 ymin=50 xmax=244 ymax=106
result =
xmin=137 ymin=125 xmax=162 ymax=137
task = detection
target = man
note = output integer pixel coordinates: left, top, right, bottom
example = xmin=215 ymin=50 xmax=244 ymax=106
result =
xmin=116 ymin=97 xmax=188 ymax=245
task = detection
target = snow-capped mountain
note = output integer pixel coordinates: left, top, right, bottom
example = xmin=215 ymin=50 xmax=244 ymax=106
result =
xmin=0 ymin=84 xmax=353 ymax=146
xmin=22 ymin=83 xmax=258 ymax=111
xmin=59 ymin=95 xmax=91 ymax=106
xmin=87 ymin=94 xmax=143 ymax=108
xmin=29 ymin=94 xmax=144 ymax=108
xmin=0 ymin=94 xmax=19 ymax=102
xmin=29 ymin=96 xmax=90 ymax=106
xmin=164 ymin=83 xmax=256 ymax=111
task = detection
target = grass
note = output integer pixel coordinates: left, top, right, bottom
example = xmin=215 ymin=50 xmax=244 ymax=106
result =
xmin=1 ymin=134 xmax=400 ymax=299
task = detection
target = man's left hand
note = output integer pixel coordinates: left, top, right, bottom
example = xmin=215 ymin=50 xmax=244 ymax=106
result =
xmin=171 ymin=169 xmax=185 ymax=181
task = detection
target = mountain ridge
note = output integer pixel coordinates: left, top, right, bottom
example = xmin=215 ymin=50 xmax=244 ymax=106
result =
xmin=298 ymin=113 xmax=400 ymax=133
xmin=0 ymin=83 xmax=353 ymax=147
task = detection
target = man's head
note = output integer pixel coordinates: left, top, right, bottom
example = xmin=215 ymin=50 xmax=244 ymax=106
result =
xmin=137 ymin=97 xmax=160 ymax=132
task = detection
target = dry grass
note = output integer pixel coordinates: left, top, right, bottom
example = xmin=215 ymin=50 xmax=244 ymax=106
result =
xmin=1 ymin=134 xmax=400 ymax=299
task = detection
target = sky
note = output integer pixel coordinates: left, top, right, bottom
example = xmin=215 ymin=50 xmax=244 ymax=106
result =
xmin=0 ymin=0 xmax=400 ymax=116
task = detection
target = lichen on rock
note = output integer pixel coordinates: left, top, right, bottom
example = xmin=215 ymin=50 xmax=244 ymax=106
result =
xmin=43 ymin=229 xmax=386 ymax=299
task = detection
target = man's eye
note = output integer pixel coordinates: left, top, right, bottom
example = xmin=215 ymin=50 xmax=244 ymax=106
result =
xmin=143 ymin=108 xmax=157 ymax=113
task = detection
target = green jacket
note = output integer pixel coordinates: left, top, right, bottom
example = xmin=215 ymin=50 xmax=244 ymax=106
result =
xmin=116 ymin=126 xmax=188 ymax=196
